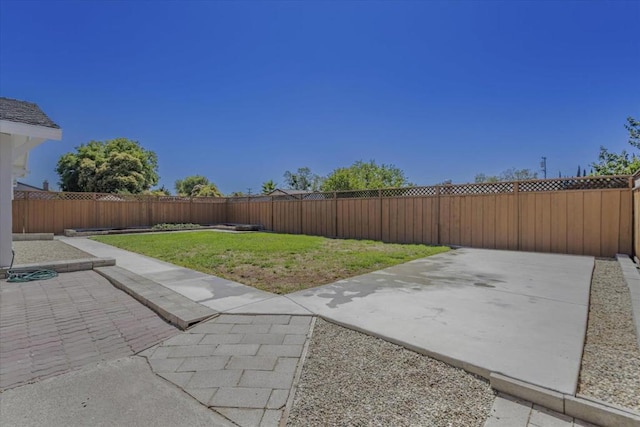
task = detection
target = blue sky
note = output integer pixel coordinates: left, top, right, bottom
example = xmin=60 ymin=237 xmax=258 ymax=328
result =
xmin=1 ymin=0 xmax=638 ymax=194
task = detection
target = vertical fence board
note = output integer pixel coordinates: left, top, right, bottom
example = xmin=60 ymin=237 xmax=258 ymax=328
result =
xmin=470 ymin=196 xmax=483 ymax=248
xmin=381 ymin=198 xmax=390 ymax=242
xmin=600 ymin=191 xmax=621 ymax=258
xmin=566 ymin=192 xmax=585 ymax=255
xmin=495 ymin=195 xmax=509 ymax=250
xmin=549 ymin=192 xmax=568 ymax=254
xmin=440 ymin=197 xmax=451 ymax=245
xmin=449 ymin=196 xmax=461 ymax=246
xmin=389 ymin=198 xmax=399 ymax=243
xmin=632 ymin=188 xmax=640 ymax=257
xmin=583 ymin=192 xmax=602 ymax=256
xmin=460 ymin=197 xmax=472 ymax=247
xmin=482 ymin=195 xmax=496 ymax=249
xmin=620 ymin=190 xmax=632 ymax=256
xmin=537 ymin=193 xmax=552 ymax=253
xmin=403 ymin=198 xmax=413 ymax=243
xmin=413 ymin=197 xmax=423 ymax=244
xmin=519 ymin=194 xmax=536 ymax=252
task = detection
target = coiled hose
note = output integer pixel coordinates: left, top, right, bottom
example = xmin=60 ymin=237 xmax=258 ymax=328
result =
xmin=6 ymin=250 xmax=58 ymax=283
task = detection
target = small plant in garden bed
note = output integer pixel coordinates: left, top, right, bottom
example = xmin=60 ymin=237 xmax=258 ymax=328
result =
xmin=92 ymin=232 xmax=449 ymax=294
xmin=151 ymin=223 xmax=202 ymax=230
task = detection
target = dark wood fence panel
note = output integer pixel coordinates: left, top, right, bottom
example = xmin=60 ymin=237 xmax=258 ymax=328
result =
xmin=634 ymin=187 xmax=640 ymax=259
xmin=248 ymin=201 xmax=272 ymax=231
xmin=191 ymin=200 xmax=227 ymax=225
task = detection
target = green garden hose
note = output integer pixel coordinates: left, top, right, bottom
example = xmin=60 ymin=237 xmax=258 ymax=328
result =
xmin=6 ymin=250 xmax=58 ymax=283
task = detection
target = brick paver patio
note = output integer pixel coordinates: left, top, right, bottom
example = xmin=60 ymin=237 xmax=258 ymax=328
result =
xmin=140 ymin=314 xmax=313 ymax=427
xmin=0 ymin=270 xmax=178 ymax=390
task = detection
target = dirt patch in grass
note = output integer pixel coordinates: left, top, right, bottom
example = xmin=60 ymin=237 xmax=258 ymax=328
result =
xmin=93 ymin=231 xmax=448 ymax=294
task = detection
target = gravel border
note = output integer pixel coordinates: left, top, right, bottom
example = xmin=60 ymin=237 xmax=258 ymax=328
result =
xmin=578 ymin=259 xmax=640 ymax=411
xmin=288 ymin=318 xmax=495 ymax=427
xmin=11 ymin=240 xmax=94 ymax=265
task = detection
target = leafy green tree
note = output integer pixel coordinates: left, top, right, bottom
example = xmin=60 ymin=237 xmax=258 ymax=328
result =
xmin=321 ymin=160 xmax=411 ymax=191
xmin=175 ymin=175 xmax=222 ymax=197
xmin=475 ymin=168 xmax=538 ymax=183
xmin=283 ymin=167 xmax=323 ymax=191
xmin=591 ymin=147 xmax=640 ymax=175
xmin=192 ymin=183 xmax=223 ymax=197
xmin=474 ymin=173 xmax=499 ymax=183
xmin=175 ymin=175 xmax=208 ymax=196
xmin=144 ymin=185 xmax=171 ymax=196
xmin=261 ymin=179 xmax=277 ymax=194
xmin=591 ymin=117 xmax=640 ymax=175
xmin=626 ymin=116 xmax=640 ymax=149
xmin=56 ymin=138 xmax=159 ymax=193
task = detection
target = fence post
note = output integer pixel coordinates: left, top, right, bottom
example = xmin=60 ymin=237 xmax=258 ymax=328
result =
xmin=378 ymin=189 xmax=383 ymax=241
xmin=270 ymin=196 xmax=274 ymax=232
xmin=299 ymin=195 xmax=303 ymax=234
xmin=23 ymin=191 xmax=28 ymax=233
xmin=334 ymin=192 xmax=338 ymax=237
xmin=93 ymin=192 xmax=98 ymax=229
xmin=435 ymin=186 xmax=441 ymax=245
xmin=514 ymin=181 xmax=520 ymax=251
xmin=189 ymin=196 xmax=194 ymax=224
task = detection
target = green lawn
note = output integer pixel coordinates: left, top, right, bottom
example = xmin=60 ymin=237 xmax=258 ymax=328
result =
xmin=93 ymin=232 xmax=449 ymax=294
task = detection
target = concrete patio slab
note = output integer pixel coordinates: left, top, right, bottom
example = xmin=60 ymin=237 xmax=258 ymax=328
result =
xmin=0 ymin=357 xmax=235 ymax=427
xmin=168 ymin=277 xmax=274 ymax=312
xmin=288 ymin=248 xmax=593 ymax=395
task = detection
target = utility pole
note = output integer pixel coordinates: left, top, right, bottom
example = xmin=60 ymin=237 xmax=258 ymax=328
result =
xmin=246 ymin=188 xmax=252 ymax=196
xmin=540 ymin=157 xmax=547 ymax=179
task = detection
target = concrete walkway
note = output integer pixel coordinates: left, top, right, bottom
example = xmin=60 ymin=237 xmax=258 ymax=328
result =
xmin=139 ymin=314 xmax=313 ymax=427
xmin=485 ymin=394 xmax=597 ymax=427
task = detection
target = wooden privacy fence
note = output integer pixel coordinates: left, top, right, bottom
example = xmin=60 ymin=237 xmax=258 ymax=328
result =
xmin=633 ymin=173 xmax=640 ymax=259
xmin=11 ymin=193 xmax=228 ymax=234
xmin=12 ymin=175 xmax=633 ymax=258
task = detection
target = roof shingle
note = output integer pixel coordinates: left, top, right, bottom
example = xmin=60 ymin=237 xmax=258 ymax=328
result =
xmin=0 ymin=97 xmax=60 ymax=129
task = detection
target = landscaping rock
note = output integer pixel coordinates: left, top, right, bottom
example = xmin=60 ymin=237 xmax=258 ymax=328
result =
xmin=288 ymin=318 xmax=495 ymax=427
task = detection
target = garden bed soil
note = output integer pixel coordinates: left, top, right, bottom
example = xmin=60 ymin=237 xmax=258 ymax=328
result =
xmin=64 ymin=223 xmax=262 ymax=237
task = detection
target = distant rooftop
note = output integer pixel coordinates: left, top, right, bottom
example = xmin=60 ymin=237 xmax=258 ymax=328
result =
xmin=269 ymin=189 xmax=313 ymax=195
xmin=0 ymin=97 xmax=60 ymax=129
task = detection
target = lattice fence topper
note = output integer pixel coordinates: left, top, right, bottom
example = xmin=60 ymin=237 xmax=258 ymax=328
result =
xmin=301 ymin=192 xmax=334 ymax=200
xmin=518 ymin=176 xmax=630 ymax=192
xmin=440 ymin=182 xmax=514 ymax=195
xmin=386 ymin=186 xmax=439 ymax=197
xmin=246 ymin=196 xmax=272 ymax=203
xmin=336 ymin=189 xmax=380 ymax=199
xmin=12 ymin=175 xmax=631 ymax=203
xmin=228 ymin=196 xmax=251 ymax=203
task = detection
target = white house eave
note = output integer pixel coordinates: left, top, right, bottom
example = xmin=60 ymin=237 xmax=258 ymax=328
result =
xmin=0 ymin=119 xmax=62 ymax=141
